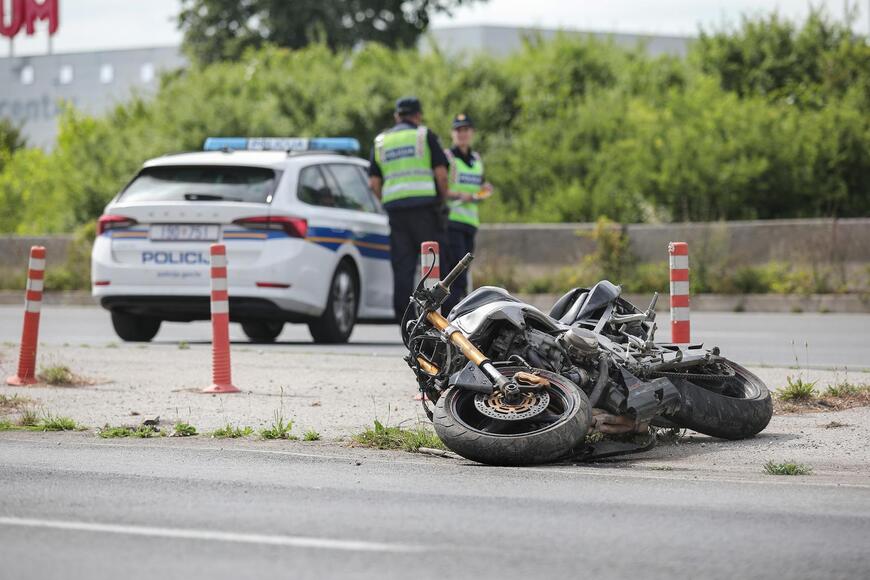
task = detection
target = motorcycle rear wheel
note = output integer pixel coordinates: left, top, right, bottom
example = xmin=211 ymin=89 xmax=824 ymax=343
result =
xmin=433 ymin=367 xmax=591 ymax=466
xmin=660 ymin=359 xmax=773 ymax=440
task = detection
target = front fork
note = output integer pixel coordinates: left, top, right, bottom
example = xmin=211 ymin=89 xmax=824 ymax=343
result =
xmin=425 ymin=310 xmax=523 ymax=403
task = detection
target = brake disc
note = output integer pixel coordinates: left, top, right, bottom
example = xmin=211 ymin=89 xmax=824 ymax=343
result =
xmin=473 ymin=390 xmax=550 ymax=421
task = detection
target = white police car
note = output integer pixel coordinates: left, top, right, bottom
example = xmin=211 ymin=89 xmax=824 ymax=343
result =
xmin=91 ymin=137 xmax=394 ymax=343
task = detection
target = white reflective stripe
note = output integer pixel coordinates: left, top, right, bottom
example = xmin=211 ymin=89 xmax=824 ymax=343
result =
xmin=383 ymin=181 xmax=436 ymax=196
xmin=211 ymin=278 xmax=228 ymax=291
xmin=211 ymin=254 xmax=227 ymax=268
xmin=385 ymin=169 xmax=434 ymax=179
xmin=670 ymin=281 xmax=690 ymax=295
xmin=29 ymin=258 xmax=46 ymax=271
xmin=211 ymin=301 xmax=229 ymax=314
xmin=26 ymin=300 xmax=41 ymax=313
xmin=668 ymin=255 xmax=689 ymax=269
xmin=27 ymin=279 xmax=44 ymax=292
xmin=671 ymin=307 xmax=690 ymax=321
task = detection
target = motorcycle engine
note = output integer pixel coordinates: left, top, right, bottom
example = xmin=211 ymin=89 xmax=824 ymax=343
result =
xmin=560 ymin=326 xmax=600 ymax=363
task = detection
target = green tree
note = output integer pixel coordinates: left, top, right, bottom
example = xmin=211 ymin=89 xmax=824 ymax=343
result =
xmin=694 ymin=6 xmax=870 ymax=109
xmin=178 ymin=0 xmax=487 ymax=64
xmin=0 ymin=119 xmax=26 ymax=173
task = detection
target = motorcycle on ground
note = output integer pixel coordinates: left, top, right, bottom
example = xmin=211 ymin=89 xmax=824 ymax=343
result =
xmin=402 ymin=252 xmax=773 ymax=466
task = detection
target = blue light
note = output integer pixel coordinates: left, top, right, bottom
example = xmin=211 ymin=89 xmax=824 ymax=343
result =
xmin=203 ymin=137 xmax=360 ymax=153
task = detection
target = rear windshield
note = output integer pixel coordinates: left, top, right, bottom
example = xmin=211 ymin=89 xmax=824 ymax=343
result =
xmin=119 ymin=165 xmax=281 ymax=204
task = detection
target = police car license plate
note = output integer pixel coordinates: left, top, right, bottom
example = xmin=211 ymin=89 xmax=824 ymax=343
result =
xmin=150 ymin=224 xmax=220 ymax=241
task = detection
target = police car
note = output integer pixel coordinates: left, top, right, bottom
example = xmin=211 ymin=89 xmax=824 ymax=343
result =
xmin=91 ymin=137 xmax=394 ymax=343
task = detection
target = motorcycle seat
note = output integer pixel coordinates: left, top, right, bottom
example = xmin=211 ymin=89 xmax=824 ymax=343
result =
xmin=549 ymin=288 xmax=590 ymax=324
xmin=448 ymin=286 xmax=523 ymax=321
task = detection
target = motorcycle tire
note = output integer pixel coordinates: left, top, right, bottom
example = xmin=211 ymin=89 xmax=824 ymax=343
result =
xmin=433 ymin=368 xmax=591 ymax=466
xmin=665 ymin=359 xmax=773 ymax=440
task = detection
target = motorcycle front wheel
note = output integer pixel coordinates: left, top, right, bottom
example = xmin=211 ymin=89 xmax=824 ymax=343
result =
xmin=433 ymin=367 xmax=591 ymax=466
xmin=656 ymin=359 xmax=773 ymax=440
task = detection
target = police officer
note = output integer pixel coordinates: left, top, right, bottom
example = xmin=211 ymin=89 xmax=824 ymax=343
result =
xmin=442 ymin=113 xmax=492 ymax=313
xmin=369 ymin=97 xmax=451 ymax=319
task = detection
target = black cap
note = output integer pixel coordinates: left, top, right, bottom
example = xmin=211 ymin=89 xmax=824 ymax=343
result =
xmin=395 ymin=96 xmax=422 ymax=115
xmin=452 ymin=113 xmax=474 ymax=129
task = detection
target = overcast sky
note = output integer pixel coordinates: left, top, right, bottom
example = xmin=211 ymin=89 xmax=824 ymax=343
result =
xmin=4 ymin=0 xmax=868 ymax=57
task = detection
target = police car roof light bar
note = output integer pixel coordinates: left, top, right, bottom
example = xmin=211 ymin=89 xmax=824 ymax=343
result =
xmin=203 ymin=137 xmax=360 ymax=153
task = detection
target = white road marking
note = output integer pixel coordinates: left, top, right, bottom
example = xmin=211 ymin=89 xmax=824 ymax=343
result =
xmin=0 ymin=517 xmax=425 ymax=553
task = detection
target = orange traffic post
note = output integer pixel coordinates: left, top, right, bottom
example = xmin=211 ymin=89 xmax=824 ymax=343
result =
xmin=7 ymin=246 xmax=46 ymax=386
xmin=668 ymin=242 xmax=691 ymax=344
xmin=202 ymin=244 xmax=240 ymax=394
xmin=420 ymin=241 xmax=440 ymax=289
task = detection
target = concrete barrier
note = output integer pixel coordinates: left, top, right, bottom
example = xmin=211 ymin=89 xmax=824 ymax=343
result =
xmin=475 ymin=218 xmax=870 ymax=277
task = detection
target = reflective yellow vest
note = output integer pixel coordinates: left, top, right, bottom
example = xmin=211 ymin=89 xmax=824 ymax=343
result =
xmin=374 ymin=126 xmax=437 ymax=207
xmin=447 ymin=150 xmax=483 ymax=228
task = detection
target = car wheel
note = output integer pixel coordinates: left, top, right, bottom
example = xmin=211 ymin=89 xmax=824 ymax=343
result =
xmin=111 ymin=311 xmax=161 ymax=342
xmin=241 ymin=321 xmax=284 ymax=343
xmin=308 ymin=262 xmax=357 ymax=344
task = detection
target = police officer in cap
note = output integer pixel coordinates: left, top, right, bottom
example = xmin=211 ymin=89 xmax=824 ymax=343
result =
xmin=442 ymin=113 xmax=493 ymax=314
xmin=369 ymin=97 xmax=451 ymax=319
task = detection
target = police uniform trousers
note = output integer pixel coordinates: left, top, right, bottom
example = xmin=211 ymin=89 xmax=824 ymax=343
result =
xmin=387 ymin=204 xmax=450 ymax=320
xmin=442 ymin=222 xmax=476 ymax=314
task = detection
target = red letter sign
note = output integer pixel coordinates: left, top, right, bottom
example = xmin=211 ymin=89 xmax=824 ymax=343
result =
xmin=1 ymin=0 xmax=59 ymax=38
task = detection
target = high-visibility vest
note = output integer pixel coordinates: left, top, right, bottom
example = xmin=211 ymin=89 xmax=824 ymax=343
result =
xmin=447 ymin=150 xmax=484 ymax=228
xmin=374 ymin=126 xmax=436 ymax=207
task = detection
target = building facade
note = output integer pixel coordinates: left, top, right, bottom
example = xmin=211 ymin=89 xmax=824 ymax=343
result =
xmin=0 ymin=46 xmax=186 ymax=149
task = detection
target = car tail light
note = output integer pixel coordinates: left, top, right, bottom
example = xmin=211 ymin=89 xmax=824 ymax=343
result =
xmin=233 ymin=216 xmax=308 ymax=239
xmin=97 ymin=214 xmax=138 ymax=235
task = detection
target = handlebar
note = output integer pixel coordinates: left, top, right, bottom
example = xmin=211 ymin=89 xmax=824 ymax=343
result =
xmin=441 ymin=253 xmax=474 ymax=289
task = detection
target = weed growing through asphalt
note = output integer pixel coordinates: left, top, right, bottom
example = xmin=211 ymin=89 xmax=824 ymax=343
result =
xmin=763 ymin=460 xmax=812 ymax=476
xmin=260 ymin=411 xmax=297 ymax=440
xmin=649 ymin=465 xmax=674 ymax=471
xmin=37 ymin=413 xmax=80 ymax=431
xmin=177 ymin=341 xmax=190 ymax=350
xmin=0 ymin=394 xmax=32 ymax=411
xmin=303 ymin=429 xmax=321 ymax=441
xmin=18 ymin=406 xmax=40 ymax=427
xmin=211 ymin=423 xmax=254 ymax=438
xmin=353 ymin=420 xmax=445 ymax=452
xmin=824 ymin=381 xmax=869 ymax=398
xmin=105 ymin=342 xmax=119 ymax=349
xmin=98 ymin=424 xmax=160 ymax=438
xmin=39 ymin=365 xmax=75 ymax=386
xmin=823 ymin=420 xmax=850 ymax=429
xmin=777 ymin=376 xmax=817 ymax=401
xmin=172 ymin=422 xmax=197 ymax=437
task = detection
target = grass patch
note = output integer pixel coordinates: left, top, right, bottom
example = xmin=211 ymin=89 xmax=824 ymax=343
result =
xmin=824 ymin=381 xmax=869 ymax=398
xmin=98 ymin=424 xmax=159 ymax=438
xmin=303 ymin=429 xmax=321 ymax=441
xmin=172 ymin=422 xmax=197 ymax=437
xmin=777 ymin=376 xmax=817 ymax=402
xmin=0 ymin=394 xmax=33 ymax=411
xmin=352 ymin=420 xmax=445 ymax=452
xmin=0 ymin=419 xmax=14 ymax=431
xmin=211 ymin=423 xmax=253 ymax=438
xmin=260 ymin=411 xmax=297 ymax=440
xmin=177 ymin=341 xmax=190 ymax=350
xmin=39 ymin=365 xmax=75 ymax=386
xmin=763 ymin=460 xmax=812 ymax=476
xmin=36 ymin=413 xmax=80 ymax=431
xmin=18 ymin=406 xmax=40 ymax=427
xmin=105 ymin=342 xmax=119 ymax=349
xmin=649 ymin=465 xmax=674 ymax=471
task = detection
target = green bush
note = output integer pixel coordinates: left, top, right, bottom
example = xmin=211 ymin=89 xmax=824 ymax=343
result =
xmin=0 ymin=10 xmax=867 ymax=234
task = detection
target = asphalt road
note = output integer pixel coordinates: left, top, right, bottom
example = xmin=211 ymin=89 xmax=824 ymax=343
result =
xmin=0 ymin=305 xmax=867 ymax=368
xmin=1 ymin=435 xmax=868 ymax=580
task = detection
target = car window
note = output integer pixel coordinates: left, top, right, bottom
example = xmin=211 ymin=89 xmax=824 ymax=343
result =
xmin=297 ymin=165 xmax=339 ymax=208
xmin=326 ymin=164 xmax=377 ymax=213
xmin=119 ymin=165 xmax=280 ymax=203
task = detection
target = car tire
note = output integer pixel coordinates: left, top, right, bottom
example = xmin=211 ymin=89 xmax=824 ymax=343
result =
xmin=111 ymin=311 xmax=161 ymax=342
xmin=308 ymin=262 xmax=357 ymax=344
xmin=241 ymin=321 xmax=284 ymax=343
